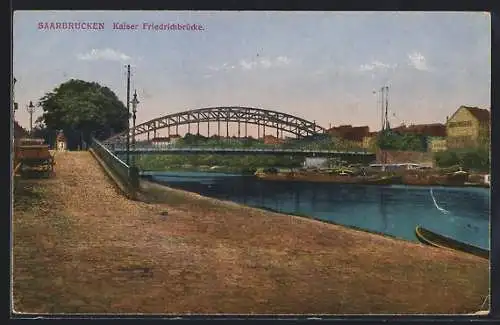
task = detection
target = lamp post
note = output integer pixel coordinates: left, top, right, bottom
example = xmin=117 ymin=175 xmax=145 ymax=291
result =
xmin=126 ymin=64 xmax=131 ymax=166
xmin=131 ymin=90 xmax=139 ymax=167
xmin=27 ymin=101 xmax=35 ymax=136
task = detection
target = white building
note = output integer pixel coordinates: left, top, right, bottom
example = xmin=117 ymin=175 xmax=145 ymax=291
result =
xmin=303 ymin=157 xmax=328 ymax=169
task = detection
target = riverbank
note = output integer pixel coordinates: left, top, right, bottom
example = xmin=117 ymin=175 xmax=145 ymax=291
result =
xmin=254 ymin=171 xmax=490 ymax=188
xmin=13 ymin=151 xmax=488 ymax=314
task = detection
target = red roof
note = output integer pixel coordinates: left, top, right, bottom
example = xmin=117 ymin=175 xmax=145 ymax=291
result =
xmin=463 ymin=106 xmax=490 ymax=122
xmin=392 ymin=123 xmax=446 ymax=137
xmin=327 ymin=125 xmax=370 ymax=142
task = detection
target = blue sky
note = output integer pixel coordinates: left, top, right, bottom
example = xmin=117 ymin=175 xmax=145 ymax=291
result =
xmin=13 ymin=11 xmax=490 ymax=137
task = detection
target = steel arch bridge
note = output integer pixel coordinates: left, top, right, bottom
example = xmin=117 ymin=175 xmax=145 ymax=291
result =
xmin=104 ymin=106 xmax=327 ymax=144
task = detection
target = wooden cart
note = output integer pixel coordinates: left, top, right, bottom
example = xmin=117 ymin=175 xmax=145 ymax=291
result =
xmin=15 ymin=142 xmax=55 ymax=178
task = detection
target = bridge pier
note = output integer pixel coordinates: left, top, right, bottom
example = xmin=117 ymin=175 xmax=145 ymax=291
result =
xmin=238 ymin=121 xmax=241 ymax=138
xmin=207 ymin=121 xmax=210 ymax=137
xmin=218 ymin=119 xmax=221 ymax=137
xmin=188 ymin=123 xmax=191 ymax=134
xmin=197 ymin=121 xmax=200 ymax=135
xmin=226 ymin=119 xmax=229 ymax=138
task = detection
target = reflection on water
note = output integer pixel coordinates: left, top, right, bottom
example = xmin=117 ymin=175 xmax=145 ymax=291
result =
xmin=145 ymin=171 xmax=490 ymax=250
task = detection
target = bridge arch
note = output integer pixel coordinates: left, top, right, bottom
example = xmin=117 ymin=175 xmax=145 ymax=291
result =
xmin=104 ymin=106 xmax=327 ymax=143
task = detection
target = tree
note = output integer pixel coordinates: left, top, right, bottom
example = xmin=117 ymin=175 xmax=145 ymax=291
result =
xmin=37 ymin=79 xmax=128 ymax=150
xmin=434 ymin=151 xmax=460 ymax=168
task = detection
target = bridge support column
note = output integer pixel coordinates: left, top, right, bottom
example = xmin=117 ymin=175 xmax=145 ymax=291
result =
xmin=197 ymin=121 xmax=200 ymax=135
xmin=226 ymin=119 xmax=229 ymax=138
xmin=238 ymin=121 xmax=241 ymax=138
xmin=147 ymin=132 xmax=150 ymax=141
xmin=257 ymin=122 xmax=260 ymax=139
xmin=218 ymin=119 xmax=221 ymax=137
xmin=207 ymin=121 xmax=210 ymax=137
xmin=188 ymin=123 xmax=191 ymax=134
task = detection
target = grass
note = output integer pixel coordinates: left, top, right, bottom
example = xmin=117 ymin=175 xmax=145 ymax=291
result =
xmin=12 ymin=151 xmax=490 ymax=314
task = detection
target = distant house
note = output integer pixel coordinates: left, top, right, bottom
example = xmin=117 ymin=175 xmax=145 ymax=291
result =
xmin=152 ymin=135 xmax=182 ymax=147
xmin=362 ymin=131 xmax=379 ymax=150
xmin=303 ymin=157 xmax=329 ymax=169
xmin=427 ymin=136 xmax=447 ymax=153
xmin=263 ymin=135 xmax=285 ymax=145
xmin=169 ymin=134 xmax=181 ymax=145
xmin=391 ymin=123 xmax=446 ymax=137
xmin=446 ymin=106 xmax=490 ymax=149
xmin=327 ymin=125 xmax=370 ymax=143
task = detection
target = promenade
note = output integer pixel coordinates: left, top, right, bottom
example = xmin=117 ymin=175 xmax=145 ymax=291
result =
xmin=13 ymin=151 xmax=488 ymax=314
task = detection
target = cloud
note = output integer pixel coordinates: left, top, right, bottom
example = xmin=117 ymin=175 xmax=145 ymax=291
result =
xmin=239 ymin=59 xmax=258 ymax=71
xmin=209 ymin=56 xmax=292 ymax=72
xmin=407 ymin=52 xmax=428 ymax=71
xmin=240 ymin=56 xmax=292 ymax=70
xmin=359 ymin=60 xmax=397 ymax=72
xmin=76 ymin=48 xmax=131 ymax=62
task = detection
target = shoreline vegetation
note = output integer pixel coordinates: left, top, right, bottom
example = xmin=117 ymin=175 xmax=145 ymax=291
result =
xmin=13 ymin=151 xmax=489 ymax=314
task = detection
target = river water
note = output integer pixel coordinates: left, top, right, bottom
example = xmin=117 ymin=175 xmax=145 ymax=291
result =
xmin=144 ymin=171 xmax=490 ymax=250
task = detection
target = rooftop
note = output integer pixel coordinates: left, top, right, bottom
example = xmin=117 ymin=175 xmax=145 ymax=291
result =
xmin=461 ymin=106 xmax=490 ymax=122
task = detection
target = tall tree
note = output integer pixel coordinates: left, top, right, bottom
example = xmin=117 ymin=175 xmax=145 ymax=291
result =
xmin=38 ymin=79 xmax=129 ymax=149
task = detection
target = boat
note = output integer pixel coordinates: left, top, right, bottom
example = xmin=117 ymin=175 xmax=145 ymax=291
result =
xmin=254 ymin=171 xmax=403 ymax=185
xmin=365 ymin=174 xmax=403 ymax=185
xmin=415 ymin=225 xmax=489 ymax=259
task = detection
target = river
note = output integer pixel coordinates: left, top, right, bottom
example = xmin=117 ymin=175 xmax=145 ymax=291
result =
xmin=143 ymin=171 xmax=490 ymax=250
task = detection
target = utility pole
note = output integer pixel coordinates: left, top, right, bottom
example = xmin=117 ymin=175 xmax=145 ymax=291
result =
xmin=380 ymin=86 xmax=385 ymax=132
xmin=126 ymin=64 xmax=131 ymax=166
xmin=384 ymin=85 xmax=390 ymax=131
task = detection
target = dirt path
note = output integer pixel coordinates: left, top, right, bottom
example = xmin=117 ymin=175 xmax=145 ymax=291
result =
xmin=13 ymin=151 xmax=489 ymax=314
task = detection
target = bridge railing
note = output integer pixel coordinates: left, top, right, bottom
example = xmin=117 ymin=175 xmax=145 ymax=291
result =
xmin=110 ymin=146 xmax=373 ymax=155
xmin=90 ymin=137 xmax=140 ymax=196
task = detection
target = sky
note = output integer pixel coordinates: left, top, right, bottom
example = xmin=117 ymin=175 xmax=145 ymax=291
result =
xmin=13 ymin=11 xmax=491 ymax=138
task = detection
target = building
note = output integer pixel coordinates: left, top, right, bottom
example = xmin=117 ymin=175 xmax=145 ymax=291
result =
xmin=391 ymin=123 xmax=446 ymax=137
xmin=446 ymin=106 xmax=490 ymax=149
xmin=263 ymin=135 xmax=285 ymax=145
xmin=151 ymin=135 xmax=181 ymax=146
xmin=327 ymin=125 xmax=370 ymax=142
xmin=362 ymin=131 xmax=379 ymax=150
xmin=169 ymin=134 xmax=181 ymax=145
xmin=427 ymin=136 xmax=447 ymax=152
xmin=303 ymin=157 xmax=329 ymax=169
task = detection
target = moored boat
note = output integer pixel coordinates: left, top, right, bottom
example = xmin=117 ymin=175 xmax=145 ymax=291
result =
xmin=415 ymin=225 xmax=489 ymax=259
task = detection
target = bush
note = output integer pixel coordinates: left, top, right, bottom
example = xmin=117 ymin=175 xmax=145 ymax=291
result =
xmin=434 ymin=148 xmax=490 ymax=172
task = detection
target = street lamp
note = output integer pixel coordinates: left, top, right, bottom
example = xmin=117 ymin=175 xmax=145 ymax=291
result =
xmin=26 ymin=101 xmax=35 ymax=136
xmin=131 ymin=90 xmax=139 ymax=166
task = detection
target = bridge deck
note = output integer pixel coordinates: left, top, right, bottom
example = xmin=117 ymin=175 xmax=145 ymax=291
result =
xmin=111 ymin=147 xmax=375 ymax=156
